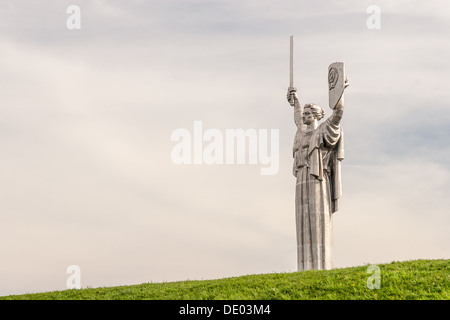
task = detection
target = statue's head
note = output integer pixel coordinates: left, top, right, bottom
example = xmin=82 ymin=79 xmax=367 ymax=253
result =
xmin=303 ymin=104 xmax=325 ymax=125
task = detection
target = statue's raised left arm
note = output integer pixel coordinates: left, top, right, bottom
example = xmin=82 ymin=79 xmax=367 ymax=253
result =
xmin=329 ymin=76 xmax=348 ymax=127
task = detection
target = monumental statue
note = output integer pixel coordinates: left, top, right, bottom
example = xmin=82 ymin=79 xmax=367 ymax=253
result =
xmin=287 ymin=36 xmax=348 ymax=271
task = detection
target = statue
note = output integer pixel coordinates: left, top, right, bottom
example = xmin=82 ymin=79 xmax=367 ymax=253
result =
xmin=287 ymin=36 xmax=348 ymax=271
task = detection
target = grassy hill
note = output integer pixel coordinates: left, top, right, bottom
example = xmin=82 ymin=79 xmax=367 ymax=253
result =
xmin=1 ymin=259 xmax=448 ymax=300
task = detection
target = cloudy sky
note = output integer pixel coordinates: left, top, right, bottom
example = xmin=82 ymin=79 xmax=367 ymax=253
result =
xmin=0 ymin=0 xmax=449 ymax=296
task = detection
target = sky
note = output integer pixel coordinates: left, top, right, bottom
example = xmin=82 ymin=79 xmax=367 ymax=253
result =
xmin=0 ymin=0 xmax=449 ymax=296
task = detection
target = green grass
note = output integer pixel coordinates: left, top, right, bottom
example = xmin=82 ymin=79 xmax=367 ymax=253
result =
xmin=1 ymin=259 xmax=448 ymax=300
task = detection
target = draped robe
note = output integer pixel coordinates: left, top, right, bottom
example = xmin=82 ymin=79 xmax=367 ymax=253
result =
xmin=292 ymin=113 xmax=344 ymax=271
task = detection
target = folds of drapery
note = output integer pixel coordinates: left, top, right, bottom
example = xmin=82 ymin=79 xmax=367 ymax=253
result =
xmin=307 ymin=118 xmax=344 ymax=213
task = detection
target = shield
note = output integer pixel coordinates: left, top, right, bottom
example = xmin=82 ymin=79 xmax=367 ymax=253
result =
xmin=328 ymin=62 xmax=345 ymax=110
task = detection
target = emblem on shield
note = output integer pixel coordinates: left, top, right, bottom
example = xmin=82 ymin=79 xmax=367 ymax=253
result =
xmin=328 ymin=67 xmax=339 ymax=90
xmin=328 ymin=62 xmax=345 ymax=110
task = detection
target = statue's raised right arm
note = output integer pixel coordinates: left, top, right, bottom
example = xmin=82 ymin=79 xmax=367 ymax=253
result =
xmin=287 ymin=87 xmax=305 ymax=176
xmin=287 ymin=87 xmax=307 ymax=135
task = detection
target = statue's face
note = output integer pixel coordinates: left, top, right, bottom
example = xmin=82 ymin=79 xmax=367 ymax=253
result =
xmin=302 ymin=108 xmax=315 ymax=125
